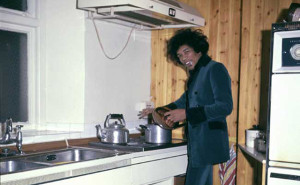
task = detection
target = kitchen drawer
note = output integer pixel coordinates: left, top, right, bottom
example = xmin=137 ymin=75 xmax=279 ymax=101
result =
xmin=131 ymin=155 xmax=187 ymax=185
xmin=42 ymin=166 xmax=132 ymax=185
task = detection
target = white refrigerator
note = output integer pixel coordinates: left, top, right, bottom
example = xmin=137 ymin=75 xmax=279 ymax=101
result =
xmin=267 ymin=22 xmax=300 ymax=185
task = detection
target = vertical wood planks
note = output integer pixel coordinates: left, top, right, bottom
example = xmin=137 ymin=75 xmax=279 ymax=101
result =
xmin=237 ymin=0 xmax=299 ymax=185
xmin=237 ymin=0 xmax=266 ymax=183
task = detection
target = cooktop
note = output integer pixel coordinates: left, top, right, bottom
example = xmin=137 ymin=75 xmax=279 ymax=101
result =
xmin=88 ymin=136 xmax=187 ymax=152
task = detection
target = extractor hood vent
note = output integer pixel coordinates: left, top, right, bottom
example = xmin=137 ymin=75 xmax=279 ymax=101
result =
xmin=77 ymin=0 xmax=205 ymax=30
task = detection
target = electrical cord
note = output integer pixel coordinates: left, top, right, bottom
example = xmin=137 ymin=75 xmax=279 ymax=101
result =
xmin=90 ymin=12 xmax=136 ymax=60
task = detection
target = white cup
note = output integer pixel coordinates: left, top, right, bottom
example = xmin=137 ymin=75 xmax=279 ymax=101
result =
xmin=245 ymin=130 xmax=260 ymax=148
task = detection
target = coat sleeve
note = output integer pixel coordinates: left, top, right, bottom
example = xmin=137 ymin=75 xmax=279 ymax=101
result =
xmin=163 ymin=91 xmax=187 ymax=110
xmin=172 ymin=91 xmax=187 ymax=109
xmin=186 ymin=63 xmax=233 ymax=125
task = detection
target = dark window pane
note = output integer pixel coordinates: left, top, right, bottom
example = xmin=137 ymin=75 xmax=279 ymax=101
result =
xmin=0 ymin=30 xmax=28 ymax=123
xmin=0 ymin=0 xmax=28 ymax=12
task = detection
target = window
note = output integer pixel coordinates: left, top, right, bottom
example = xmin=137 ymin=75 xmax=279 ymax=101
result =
xmin=0 ymin=0 xmax=37 ymax=124
xmin=0 ymin=30 xmax=28 ymax=123
xmin=0 ymin=0 xmax=28 ymax=12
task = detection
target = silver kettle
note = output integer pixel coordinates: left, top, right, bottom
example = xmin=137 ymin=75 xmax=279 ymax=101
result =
xmin=96 ymin=114 xmax=129 ymax=144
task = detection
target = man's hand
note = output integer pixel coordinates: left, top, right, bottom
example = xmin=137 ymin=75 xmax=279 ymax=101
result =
xmin=138 ymin=108 xmax=154 ymax=119
xmin=164 ymin=109 xmax=186 ymax=127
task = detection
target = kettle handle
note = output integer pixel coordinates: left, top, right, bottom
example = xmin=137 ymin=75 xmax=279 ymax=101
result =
xmin=104 ymin=114 xmax=126 ymax=128
xmin=110 ymin=114 xmax=124 ymax=119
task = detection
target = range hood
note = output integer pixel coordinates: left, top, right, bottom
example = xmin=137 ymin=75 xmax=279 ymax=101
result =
xmin=77 ymin=0 xmax=205 ymax=30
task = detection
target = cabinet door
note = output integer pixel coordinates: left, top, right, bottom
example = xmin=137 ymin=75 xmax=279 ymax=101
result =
xmin=43 ymin=166 xmax=132 ymax=185
xmin=132 ymin=155 xmax=187 ymax=185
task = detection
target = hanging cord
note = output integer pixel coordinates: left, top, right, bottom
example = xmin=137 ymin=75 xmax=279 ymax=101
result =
xmin=90 ymin=12 xmax=136 ymax=60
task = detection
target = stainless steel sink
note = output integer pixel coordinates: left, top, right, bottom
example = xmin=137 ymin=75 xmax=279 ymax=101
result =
xmin=24 ymin=147 xmax=120 ymax=165
xmin=0 ymin=147 xmax=126 ymax=174
xmin=0 ymin=160 xmax=49 ymax=174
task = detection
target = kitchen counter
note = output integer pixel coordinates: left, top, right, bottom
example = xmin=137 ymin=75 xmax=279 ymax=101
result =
xmin=238 ymin=144 xmax=266 ymax=164
xmin=238 ymin=144 xmax=266 ymax=185
xmin=0 ymin=144 xmax=187 ymax=185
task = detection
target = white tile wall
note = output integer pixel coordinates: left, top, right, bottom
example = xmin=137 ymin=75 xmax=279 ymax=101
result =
xmin=0 ymin=119 xmax=148 ymax=147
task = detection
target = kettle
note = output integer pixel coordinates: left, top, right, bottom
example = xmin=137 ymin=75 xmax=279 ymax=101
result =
xmin=96 ymin=114 xmax=129 ymax=144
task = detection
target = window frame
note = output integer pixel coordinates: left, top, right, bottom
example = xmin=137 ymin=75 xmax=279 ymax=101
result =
xmin=0 ymin=0 xmax=39 ymax=128
xmin=0 ymin=0 xmax=37 ymax=18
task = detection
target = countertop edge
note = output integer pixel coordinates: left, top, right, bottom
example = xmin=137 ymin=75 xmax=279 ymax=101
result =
xmin=238 ymin=144 xmax=266 ymax=164
xmin=0 ymin=145 xmax=187 ymax=185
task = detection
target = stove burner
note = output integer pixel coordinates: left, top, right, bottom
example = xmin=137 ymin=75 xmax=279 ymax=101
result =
xmin=89 ymin=136 xmax=187 ymax=152
xmin=127 ymin=142 xmax=140 ymax=145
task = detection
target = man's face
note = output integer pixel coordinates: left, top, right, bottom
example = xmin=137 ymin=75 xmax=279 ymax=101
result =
xmin=176 ymin=45 xmax=202 ymax=70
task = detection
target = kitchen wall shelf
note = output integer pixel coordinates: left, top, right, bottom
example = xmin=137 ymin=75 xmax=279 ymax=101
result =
xmin=238 ymin=144 xmax=266 ymax=164
xmin=238 ymin=144 xmax=266 ymax=185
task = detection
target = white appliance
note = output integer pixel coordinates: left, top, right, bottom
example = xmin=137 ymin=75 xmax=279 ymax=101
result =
xmin=267 ymin=22 xmax=300 ymax=184
xmin=76 ymin=0 xmax=205 ymax=29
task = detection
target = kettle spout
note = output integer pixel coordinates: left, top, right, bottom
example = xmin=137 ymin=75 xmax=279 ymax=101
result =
xmin=96 ymin=124 xmax=105 ymax=140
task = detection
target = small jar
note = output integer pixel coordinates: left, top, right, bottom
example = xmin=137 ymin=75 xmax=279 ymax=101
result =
xmin=255 ymin=132 xmax=266 ymax=153
xmin=246 ymin=125 xmax=261 ymax=148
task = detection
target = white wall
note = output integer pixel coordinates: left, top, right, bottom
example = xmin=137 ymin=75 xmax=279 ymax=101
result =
xmin=39 ymin=0 xmax=151 ymax=132
xmin=84 ymin=20 xmax=151 ymax=125
xmin=40 ymin=0 xmax=85 ymax=127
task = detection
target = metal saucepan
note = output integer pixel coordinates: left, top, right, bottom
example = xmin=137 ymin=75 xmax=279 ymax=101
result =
xmin=139 ymin=124 xmax=172 ymax=144
xmin=139 ymin=106 xmax=185 ymax=143
xmin=139 ymin=123 xmax=185 ymax=144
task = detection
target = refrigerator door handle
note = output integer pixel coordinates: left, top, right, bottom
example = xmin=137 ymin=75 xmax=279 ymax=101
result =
xmin=270 ymin=172 xmax=300 ymax=181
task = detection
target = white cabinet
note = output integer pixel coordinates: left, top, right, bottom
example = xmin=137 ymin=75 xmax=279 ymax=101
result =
xmin=42 ymin=155 xmax=187 ymax=185
xmin=43 ymin=166 xmax=132 ymax=185
xmin=1 ymin=147 xmax=187 ymax=185
xmin=131 ymin=155 xmax=187 ymax=185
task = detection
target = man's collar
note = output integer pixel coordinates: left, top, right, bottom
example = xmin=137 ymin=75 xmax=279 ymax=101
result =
xmin=189 ymin=54 xmax=211 ymax=73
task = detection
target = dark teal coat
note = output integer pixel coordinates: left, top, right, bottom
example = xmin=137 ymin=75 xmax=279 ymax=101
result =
xmin=167 ymin=55 xmax=233 ymax=167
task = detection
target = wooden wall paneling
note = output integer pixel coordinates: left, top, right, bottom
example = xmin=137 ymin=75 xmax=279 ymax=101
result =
xmin=237 ymin=0 xmax=300 ymax=185
xmin=259 ymin=0 xmax=279 ymax=132
xmin=195 ymin=0 xmax=211 ymax=34
xmin=151 ymin=30 xmax=165 ymax=107
xmin=157 ymin=30 xmax=167 ymax=107
xmin=238 ymin=0 xmax=250 ymax=146
xmin=208 ymin=0 xmax=220 ymax=60
xmin=160 ymin=30 xmax=168 ymax=106
xmin=151 ymin=30 xmax=159 ymax=106
xmin=237 ymin=0 xmax=264 ymax=184
xmin=166 ymin=30 xmax=176 ymax=105
xmin=207 ymin=1 xmax=223 ymax=184
xmin=227 ymin=0 xmax=241 ymax=144
xmin=238 ymin=0 xmax=262 ymax=145
xmin=218 ymin=0 xmax=230 ymax=64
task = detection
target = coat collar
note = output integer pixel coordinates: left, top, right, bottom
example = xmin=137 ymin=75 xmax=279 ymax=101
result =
xmin=188 ymin=54 xmax=211 ymax=77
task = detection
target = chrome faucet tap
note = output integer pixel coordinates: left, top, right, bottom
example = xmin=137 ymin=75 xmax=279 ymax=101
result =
xmin=15 ymin=125 xmax=24 ymax=154
xmin=0 ymin=118 xmax=13 ymax=144
xmin=0 ymin=118 xmax=25 ymax=155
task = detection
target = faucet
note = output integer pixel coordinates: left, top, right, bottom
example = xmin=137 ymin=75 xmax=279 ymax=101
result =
xmin=15 ymin=125 xmax=24 ymax=154
xmin=0 ymin=118 xmax=13 ymax=144
xmin=0 ymin=118 xmax=25 ymax=155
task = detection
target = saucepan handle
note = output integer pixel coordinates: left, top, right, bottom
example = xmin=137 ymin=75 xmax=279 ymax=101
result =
xmin=139 ymin=125 xmax=149 ymax=130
